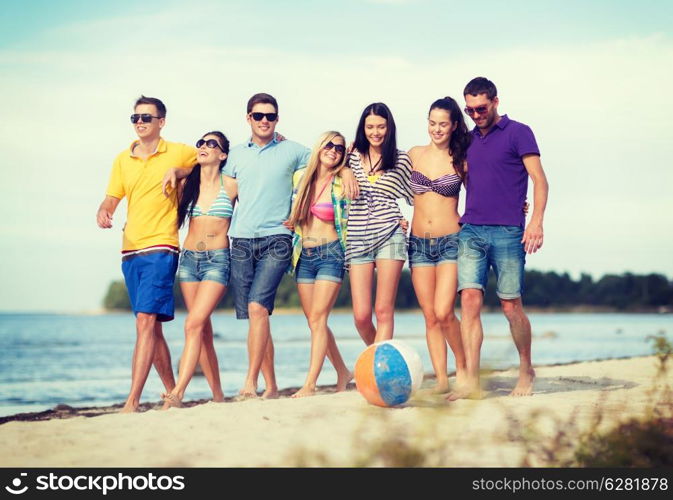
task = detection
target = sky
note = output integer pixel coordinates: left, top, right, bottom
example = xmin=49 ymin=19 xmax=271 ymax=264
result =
xmin=0 ymin=0 xmax=672 ymax=312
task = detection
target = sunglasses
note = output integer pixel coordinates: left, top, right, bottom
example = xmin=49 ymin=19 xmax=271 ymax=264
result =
xmin=323 ymin=141 xmax=346 ymax=154
xmin=196 ymin=139 xmax=223 ymax=150
xmin=130 ymin=113 xmax=162 ymax=123
xmin=464 ymin=105 xmax=489 ymax=116
xmin=249 ymin=112 xmax=278 ymax=122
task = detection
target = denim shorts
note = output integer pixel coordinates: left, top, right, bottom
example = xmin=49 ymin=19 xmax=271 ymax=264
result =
xmin=350 ymin=228 xmax=408 ymax=265
xmin=177 ymin=248 xmax=230 ymax=286
xmin=457 ymin=224 xmax=526 ymax=299
xmin=230 ymin=234 xmax=293 ymax=319
xmin=408 ymin=232 xmax=459 ymax=267
xmin=295 ymin=239 xmax=345 ymax=284
xmin=121 ymin=250 xmax=179 ymax=322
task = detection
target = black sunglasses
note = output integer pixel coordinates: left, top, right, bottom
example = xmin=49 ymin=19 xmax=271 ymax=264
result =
xmin=130 ymin=113 xmax=162 ymax=123
xmin=196 ymin=139 xmax=223 ymax=150
xmin=324 ymin=141 xmax=346 ymax=154
xmin=464 ymin=105 xmax=489 ymax=116
xmin=250 ymin=112 xmax=278 ymax=122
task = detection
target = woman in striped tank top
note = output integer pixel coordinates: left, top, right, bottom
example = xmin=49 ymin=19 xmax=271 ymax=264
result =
xmin=407 ymin=97 xmax=470 ymax=394
xmin=346 ymin=103 xmax=413 ymax=345
xmin=161 ymin=131 xmax=237 ymax=409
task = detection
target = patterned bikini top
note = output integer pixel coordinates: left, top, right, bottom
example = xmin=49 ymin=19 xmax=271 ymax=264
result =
xmin=409 ymin=171 xmax=461 ymax=198
xmin=190 ymin=175 xmax=234 ymax=219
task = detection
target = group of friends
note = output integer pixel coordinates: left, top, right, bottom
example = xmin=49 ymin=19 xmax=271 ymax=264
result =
xmin=96 ymin=76 xmax=549 ymax=413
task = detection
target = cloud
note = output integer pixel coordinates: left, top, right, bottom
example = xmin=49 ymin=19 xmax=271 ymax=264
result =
xmin=0 ymin=18 xmax=671 ymax=310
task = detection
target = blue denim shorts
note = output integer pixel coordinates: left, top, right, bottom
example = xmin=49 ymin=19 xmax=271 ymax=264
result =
xmin=177 ymin=248 xmax=230 ymax=286
xmin=457 ymin=224 xmax=526 ymax=299
xmin=350 ymin=227 xmax=408 ymax=265
xmin=230 ymin=234 xmax=293 ymax=319
xmin=295 ymin=239 xmax=345 ymax=284
xmin=121 ymin=250 xmax=179 ymax=322
xmin=408 ymin=232 xmax=459 ymax=267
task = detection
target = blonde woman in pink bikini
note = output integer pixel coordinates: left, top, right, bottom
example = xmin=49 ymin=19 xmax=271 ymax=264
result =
xmin=285 ymin=131 xmax=353 ymax=398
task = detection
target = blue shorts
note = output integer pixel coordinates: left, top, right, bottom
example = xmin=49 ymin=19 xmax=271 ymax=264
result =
xmin=295 ymin=240 xmax=345 ymax=284
xmin=230 ymin=235 xmax=292 ymax=319
xmin=457 ymin=224 xmax=526 ymax=299
xmin=349 ymin=227 xmax=407 ymax=265
xmin=408 ymin=232 xmax=459 ymax=267
xmin=177 ymin=248 xmax=230 ymax=286
xmin=121 ymin=250 xmax=179 ymax=322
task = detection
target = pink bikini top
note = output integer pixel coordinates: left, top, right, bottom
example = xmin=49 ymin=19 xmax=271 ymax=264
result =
xmin=310 ymin=176 xmax=335 ymax=222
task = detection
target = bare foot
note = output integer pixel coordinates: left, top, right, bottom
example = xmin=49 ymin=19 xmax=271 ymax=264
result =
xmin=336 ymin=370 xmax=353 ymax=392
xmin=446 ymin=381 xmax=482 ymax=401
xmin=237 ymin=381 xmax=258 ymax=399
xmin=160 ymin=392 xmax=183 ymax=410
xmin=291 ymin=385 xmax=316 ymax=398
xmin=261 ymin=388 xmax=279 ymax=399
xmin=510 ymin=367 xmax=535 ymax=396
xmin=430 ymin=380 xmax=451 ymax=394
xmin=212 ymin=395 xmax=225 ymax=403
xmin=119 ymin=404 xmax=138 ymax=413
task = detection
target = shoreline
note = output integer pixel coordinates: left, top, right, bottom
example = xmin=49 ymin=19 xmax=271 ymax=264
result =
xmin=0 ymin=354 xmax=647 ymax=425
xmin=1 ymin=306 xmax=671 ymax=316
xmin=1 ymin=354 xmax=670 ymax=467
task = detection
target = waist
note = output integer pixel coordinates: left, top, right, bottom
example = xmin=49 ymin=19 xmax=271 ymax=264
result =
xmin=301 ymin=239 xmax=342 ymax=256
xmin=181 ymin=248 xmax=230 ymax=260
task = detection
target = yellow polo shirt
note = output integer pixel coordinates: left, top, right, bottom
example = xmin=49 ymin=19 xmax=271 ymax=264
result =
xmin=106 ymin=138 xmax=197 ymax=251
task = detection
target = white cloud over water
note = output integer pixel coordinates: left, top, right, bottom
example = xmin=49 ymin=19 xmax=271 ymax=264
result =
xmin=0 ymin=9 xmax=671 ymax=311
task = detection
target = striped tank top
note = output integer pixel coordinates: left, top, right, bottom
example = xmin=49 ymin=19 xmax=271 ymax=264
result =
xmin=345 ymin=149 xmax=413 ymax=260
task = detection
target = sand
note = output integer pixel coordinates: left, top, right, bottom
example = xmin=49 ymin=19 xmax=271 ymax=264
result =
xmin=1 ymin=356 xmax=670 ymax=467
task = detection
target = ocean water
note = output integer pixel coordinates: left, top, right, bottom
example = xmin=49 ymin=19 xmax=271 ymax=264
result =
xmin=0 ymin=311 xmax=671 ymax=417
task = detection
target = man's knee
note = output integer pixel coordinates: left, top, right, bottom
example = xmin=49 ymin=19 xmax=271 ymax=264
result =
xmin=501 ymin=298 xmax=525 ymax=321
xmin=248 ymin=302 xmax=270 ymax=319
xmin=460 ymin=289 xmax=483 ymax=314
xmin=136 ymin=313 xmax=157 ymax=332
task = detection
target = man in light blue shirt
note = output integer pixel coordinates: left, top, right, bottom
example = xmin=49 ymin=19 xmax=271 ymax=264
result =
xmin=225 ymin=93 xmax=309 ymax=399
xmin=226 ymin=93 xmax=357 ymax=399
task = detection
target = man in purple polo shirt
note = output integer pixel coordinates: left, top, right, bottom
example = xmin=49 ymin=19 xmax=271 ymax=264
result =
xmin=450 ymin=77 xmax=549 ymax=401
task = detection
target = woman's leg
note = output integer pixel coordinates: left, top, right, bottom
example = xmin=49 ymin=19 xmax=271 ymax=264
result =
xmin=349 ymin=263 xmax=377 ymax=345
xmin=198 ymin=318 xmax=225 ymax=402
xmin=411 ymin=265 xmax=450 ymax=392
xmin=435 ymin=263 xmax=466 ymax=389
xmin=372 ymin=259 xmax=404 ymax=343
xmin=293 ymin=281 xmax=342 ymax=397
xmin=163 ymin=280 xmax=225 ymax=409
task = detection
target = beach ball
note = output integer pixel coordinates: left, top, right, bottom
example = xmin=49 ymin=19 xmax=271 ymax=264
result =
xmin=354 ymin=340 xmax=424 ymax=407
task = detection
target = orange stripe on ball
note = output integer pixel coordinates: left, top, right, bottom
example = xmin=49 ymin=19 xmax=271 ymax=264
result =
xmin=355 ymin=345 xmax=387 ymax=407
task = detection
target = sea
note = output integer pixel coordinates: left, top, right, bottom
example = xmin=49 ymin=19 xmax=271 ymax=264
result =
xmin=0 ymin=311 xmax=671 ymax=417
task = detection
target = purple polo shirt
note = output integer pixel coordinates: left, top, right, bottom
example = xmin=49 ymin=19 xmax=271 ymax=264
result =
xmin=461 ymin=115 xmax=540 ymax=228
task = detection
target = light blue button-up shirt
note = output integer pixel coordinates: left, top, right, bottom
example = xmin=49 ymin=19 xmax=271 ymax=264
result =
xmin=224 ymin=133 xmax=310 ymax=238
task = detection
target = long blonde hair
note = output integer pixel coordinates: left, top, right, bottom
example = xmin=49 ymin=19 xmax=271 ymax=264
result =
xmin=289 ymin=131 xmax=347 ymax=228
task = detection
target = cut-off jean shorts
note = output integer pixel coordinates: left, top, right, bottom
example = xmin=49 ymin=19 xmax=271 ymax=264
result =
xmin=349 ymin=227 xmax=408 ymax=265
xmin=295 ymin=239 xmax=345 ymax=284
xmin=408 ymin=231 xmax=459 ymax=267
xmin=457 ymin=224 xmax=526 ymax=299
xmin=230 ymin=234 xmax=293 ymax=319
xmin=177 ymin=248 xmax=231 ymax=286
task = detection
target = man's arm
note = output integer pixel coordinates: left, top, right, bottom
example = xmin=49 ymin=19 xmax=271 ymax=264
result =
xmin=162 ymin=167 xmax=193 ymax=197
xmin=96 ymin=195 xmax=121 ymax=229
xmin=522 ymin=154 xmax=549 ymax=254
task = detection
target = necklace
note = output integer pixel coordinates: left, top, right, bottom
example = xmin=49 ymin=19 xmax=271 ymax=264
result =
xmin=365 ymin=150 xmax=382 ymax=175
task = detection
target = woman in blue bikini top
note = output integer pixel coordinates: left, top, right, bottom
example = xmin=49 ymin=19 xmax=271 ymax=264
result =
xmin=161 ymin=131 xmax=237 ymax=410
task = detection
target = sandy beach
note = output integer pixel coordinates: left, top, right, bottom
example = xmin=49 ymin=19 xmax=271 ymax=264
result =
xmin=1 ymin=355 xmax=670 ymax=467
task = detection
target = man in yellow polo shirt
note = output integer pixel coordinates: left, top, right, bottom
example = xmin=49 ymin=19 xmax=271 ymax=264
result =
xmin=96 ymin=95 xmax=196 ymax=413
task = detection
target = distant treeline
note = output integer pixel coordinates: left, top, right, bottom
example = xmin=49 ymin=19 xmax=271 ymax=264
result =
xmin=103 ymin=270 xmax=673 ymax=312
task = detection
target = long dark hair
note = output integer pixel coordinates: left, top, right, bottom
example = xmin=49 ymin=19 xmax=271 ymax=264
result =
xmin=429 ymin=97 xmax=471 ymax=180
xmin=177 ymin=131 xmax=230 ymax=228
xmin=353 ymin=102 xmax=398 ymax=171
